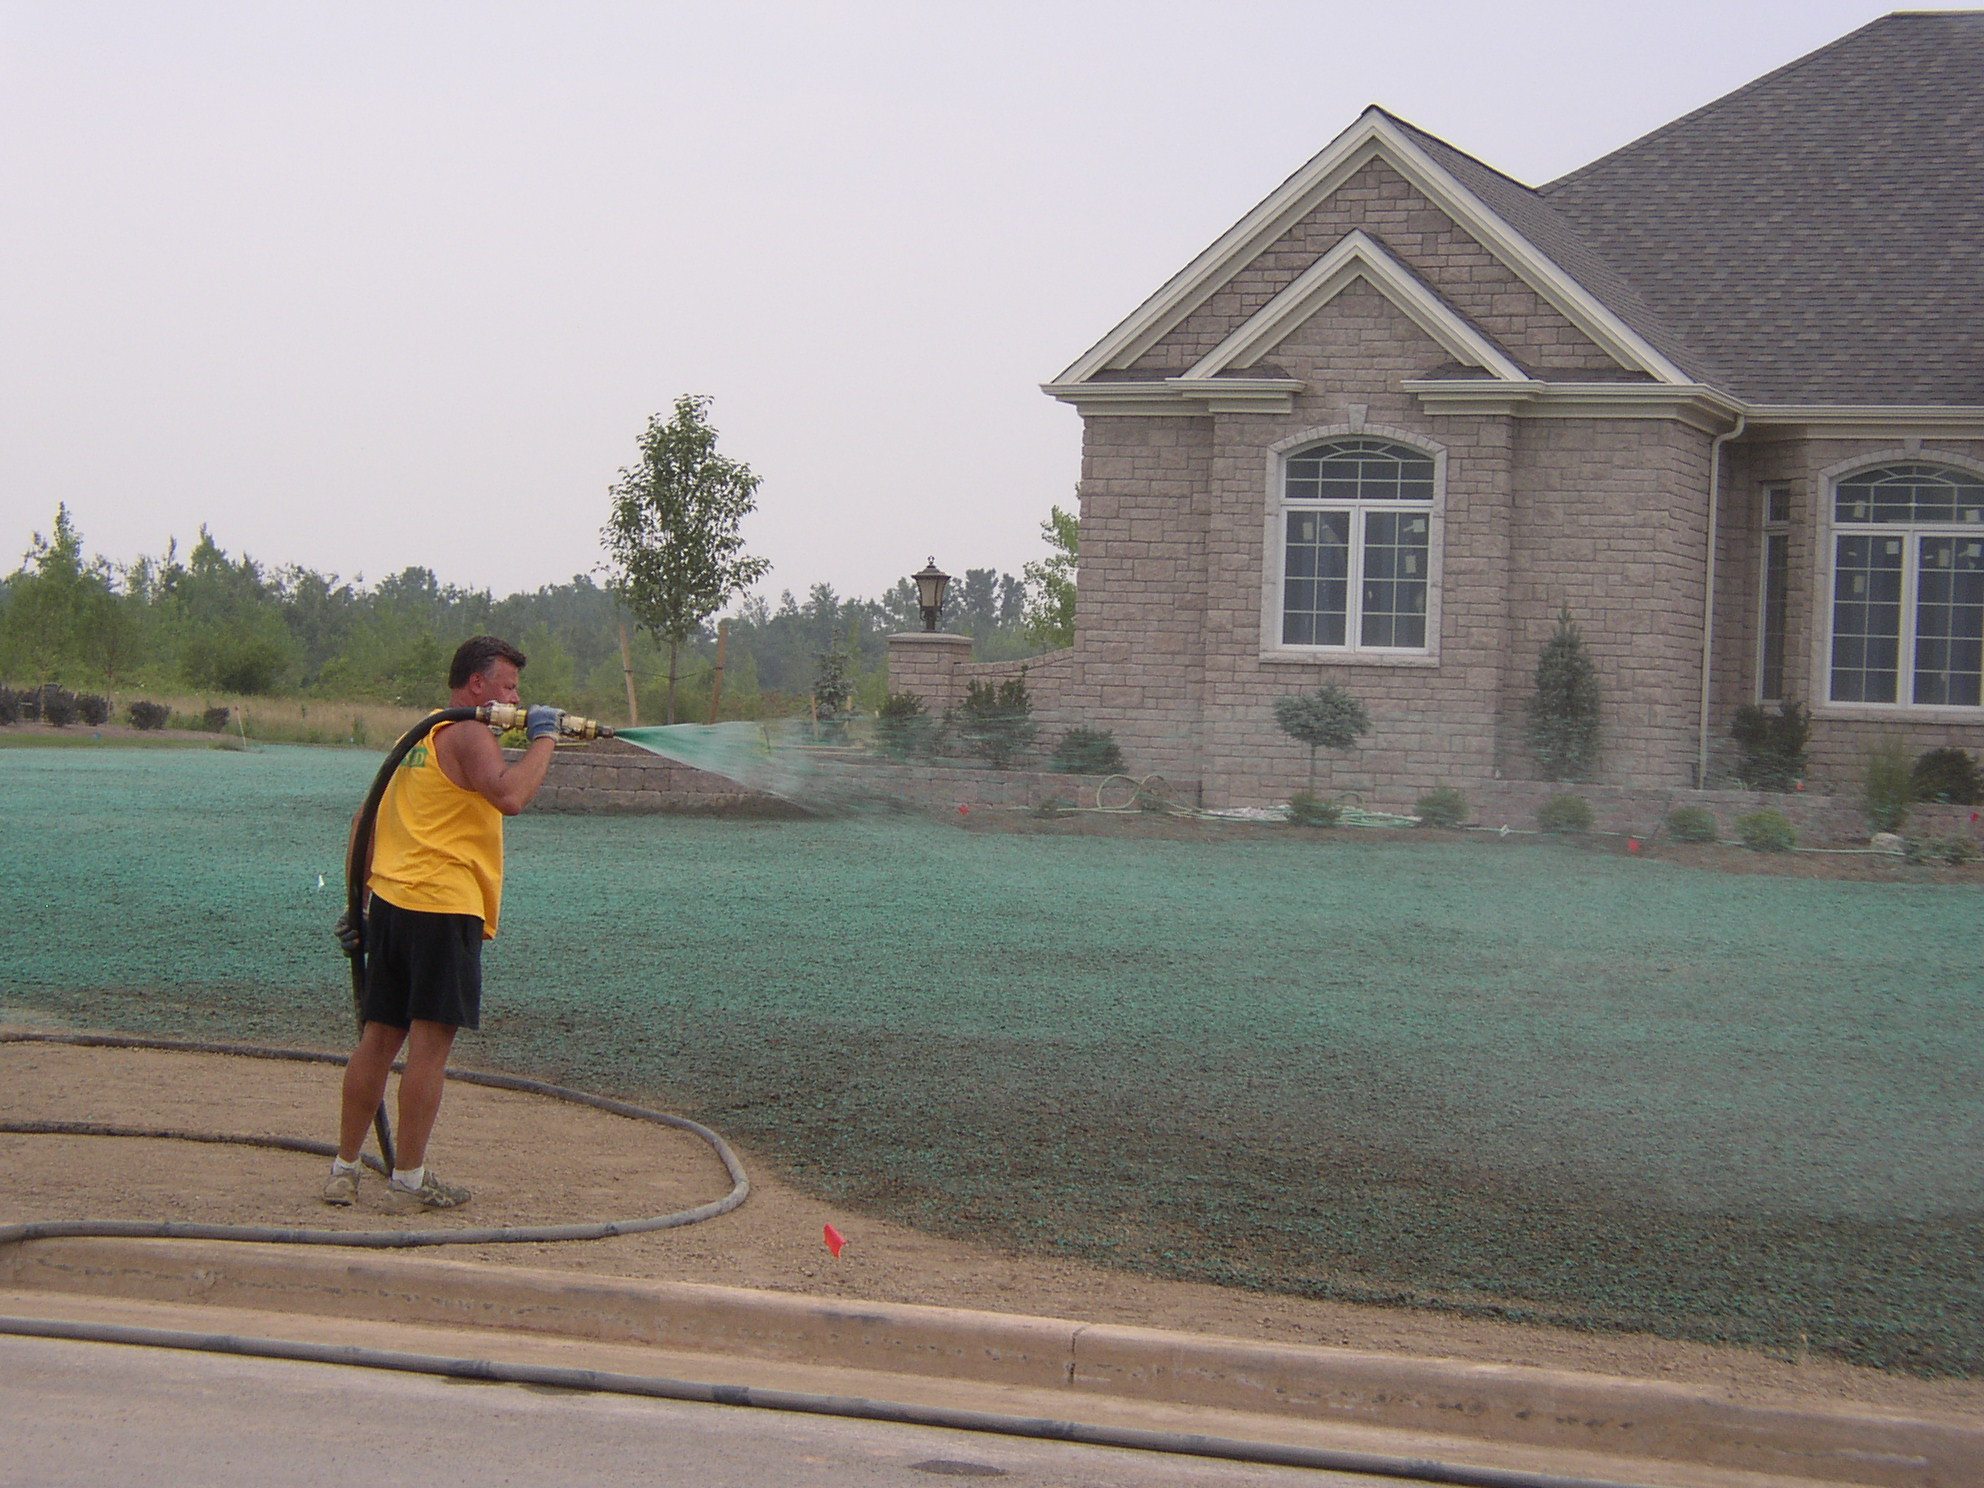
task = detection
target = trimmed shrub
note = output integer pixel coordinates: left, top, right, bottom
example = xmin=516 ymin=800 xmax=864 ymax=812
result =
xmin=0 ymin=687 xmax=17 ymax=725
xmin=77 ymin=693 xmax=111 ymax=726
xmin=1527 ymin=607 xmax=1601 ymax=781
xmin=1734 ymin=809 xmax=1796 ymax=853
xmin=1911 ymin=747 xmax=1982 ymax=804
xmin=1272 ymin=684 xmax=1369 ymax=790
xmin=1904 ymin=835 xmax=1979 ymax=866
xmin=1536 ymin=794 xmax=1594 ymax=835
xmin=17 ymin=687 xmax=42 ymax=722
xmin=874 ymin=691 xmax=935 ymax=760
xmin=40 ymin=687 xmax=79 ymax=727
xmin=1864 ymin=743 xmax=1913 ymax=834
xmin=128 ymin=700 xmax=171 ymax=731
xmin=1665 ymin=806 xmax=1719 ymax=844
xmin=1729 ymin=700 xmax=1809 ymax=791
xmin=1051 ymin=726 xmax=1126 ymax=776
xmin=1413 ymin=787 xmax=1468 ymax=828
xmin=1286 ymin=790 xmax=1343 ymax=828
xmin=202 ymin=705 xmax=232 ymax=733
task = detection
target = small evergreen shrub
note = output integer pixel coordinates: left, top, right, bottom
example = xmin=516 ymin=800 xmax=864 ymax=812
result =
xmin=17 ymin=686 xmax=43 ymax=722
xmin=1729 ymin=700 xmax=1810 ymax=791
xmin=1536 ymin=794 xmax=1594 ymax=835
xmin=1911 ymin=747 xmax=1982 ymax=804
xmin=77 ymin=693 xmax=111 ymax=726
xmin=1527 ymin=607 xmax=1601 ymax=781
xmin=810 ymin=648 xmax=855 ymax=740
xmin=874 ymin=691 xmax=935 ymax=760
xmin=1031 ymin=795 xmax=1073 ymax=819
xmin=1665 ymin=805 xmax=1718 ymax=843
xmin=1734 ymin=809 xmax=1796 ymax=853
xmin=40 ymin=687 xmax=79 ymax=727
xmin=202 ymin=705 xmax=232 ymax=733
xmin=128 ymin=700 xmax=170 ymax=731
xmin=1051 ymin=726 xmax=1126 ymax=776
xmin=1413 ymin=787 xmax=1468 ymax=828
xmin=1904 ymin=835 xmax=1979 ymax=866
xmin=1286 ymin=790 xmax=1343 ymax=827
xmin=1273 ymin=683 xmax=1370 ymax=790
xmin=0 ymin=687 xmax=18 ymax=725
xmin=950 ymin=671 xmax=1037 ymax=770
xmin=1863 ymin=743 xmax=1913 ymax=834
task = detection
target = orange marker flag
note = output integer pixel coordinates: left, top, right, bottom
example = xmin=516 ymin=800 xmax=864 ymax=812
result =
xmin=824 ymin=1223 xmax=847 ymax=1257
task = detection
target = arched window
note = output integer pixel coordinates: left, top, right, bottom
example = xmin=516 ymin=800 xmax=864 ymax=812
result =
xmin=1829 ymin=462 xmax=1984 ymax=706
xmin=1279 ymin=437 xmax=1434 ymax=650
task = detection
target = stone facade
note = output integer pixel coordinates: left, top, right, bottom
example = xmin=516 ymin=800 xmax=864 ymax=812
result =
xmin=951 ymin=91 xmax=1984 ymax=813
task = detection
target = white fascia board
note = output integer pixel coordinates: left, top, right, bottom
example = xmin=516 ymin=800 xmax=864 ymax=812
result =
xmin=1051 ymin=109 xmax=1689 ymax=390
xmin=1039 ymin=379 xmax=1302 ymax=417
xmin=1404 ymin=379 xmax=1743 ymax=433
xmin=1052 ymin=111 xmax=1393 ymax=384
xmin=1183 ymin=230 xmax=1526 ymax=382
xmin=1745 ymin=404 xmax=1984 ymax=437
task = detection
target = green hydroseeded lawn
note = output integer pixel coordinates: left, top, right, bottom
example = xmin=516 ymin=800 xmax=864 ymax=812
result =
xmin=2 ymin=745 xmax=1979 ymax=1374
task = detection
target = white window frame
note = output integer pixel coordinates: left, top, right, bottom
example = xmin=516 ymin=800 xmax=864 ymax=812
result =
xmin=1756 ymin=483 xmax=1793 ymax=704
xmin=1260 ymin=424 xmax=1444 ymax=666
xmin=1817 ymin=451 xmax=1984 ymax=716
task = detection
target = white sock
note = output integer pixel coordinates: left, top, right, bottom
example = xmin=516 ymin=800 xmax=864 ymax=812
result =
xmin=331 ymin=1157 xmax=361 ymax=1176
xmin=391 ymin=1166 xmax=425 ymax=1190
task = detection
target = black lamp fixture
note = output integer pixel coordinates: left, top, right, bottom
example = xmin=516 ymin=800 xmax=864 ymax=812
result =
xmin=912 ymin=557 xmax=951 ymax=633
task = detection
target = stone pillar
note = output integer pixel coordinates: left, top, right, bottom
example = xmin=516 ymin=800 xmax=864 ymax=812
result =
xmin=886 ymin=632 xmax=975 ymax=714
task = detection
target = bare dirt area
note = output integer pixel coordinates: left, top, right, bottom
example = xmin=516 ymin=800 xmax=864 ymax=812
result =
xmin=4 ymin=1036 xmax=1980 ymax=1425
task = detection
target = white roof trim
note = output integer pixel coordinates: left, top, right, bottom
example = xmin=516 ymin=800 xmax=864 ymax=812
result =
xmin=1053 ymin=109 xmax=1690 ymax=389
xmin=1402 ymin=378 xmax=1742 ymax=433
xmin=1183 ymin=230 xmax=1526 ymax=383
xmin=1040 ymin=377 xmax=1304 ymax=417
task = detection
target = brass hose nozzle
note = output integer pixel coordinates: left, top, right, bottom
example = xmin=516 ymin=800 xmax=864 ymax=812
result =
xmin=477 ymin=703 xmax=615 ymax=741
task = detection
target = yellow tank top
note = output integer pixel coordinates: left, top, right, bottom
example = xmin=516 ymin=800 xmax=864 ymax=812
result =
xmin=368 ymin=717 xmax=506 ymax=937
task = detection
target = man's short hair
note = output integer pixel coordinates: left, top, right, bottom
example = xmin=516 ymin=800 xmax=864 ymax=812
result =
xmin=449 ymin=635 xmax=528 ymax=689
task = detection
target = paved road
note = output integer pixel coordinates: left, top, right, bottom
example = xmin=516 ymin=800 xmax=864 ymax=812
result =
xmin=2 ymin=1334 xmax=1400 ymax=1486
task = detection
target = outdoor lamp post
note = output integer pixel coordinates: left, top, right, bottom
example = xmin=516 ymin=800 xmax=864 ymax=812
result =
xmin=913 ymin=557 xmax=951 ymax=632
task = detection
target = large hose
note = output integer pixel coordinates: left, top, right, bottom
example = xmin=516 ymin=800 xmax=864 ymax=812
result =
xmin=0 ymin=1314 xmax=1665 ymax=1488
xmin=0 ymin=1030 xmax=747 ymax=1248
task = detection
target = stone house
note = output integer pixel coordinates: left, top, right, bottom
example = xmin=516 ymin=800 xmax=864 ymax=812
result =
xmin=903 ymin=12 xmax=1984 ymax=809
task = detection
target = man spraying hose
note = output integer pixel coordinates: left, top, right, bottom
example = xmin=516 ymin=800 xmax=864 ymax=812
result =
xmin=324 ymin=635 xmax=561 ymax=1210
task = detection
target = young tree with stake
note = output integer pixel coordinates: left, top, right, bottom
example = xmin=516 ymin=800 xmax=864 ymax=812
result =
xmin=601 ymin=396 xmax=772 ymax=723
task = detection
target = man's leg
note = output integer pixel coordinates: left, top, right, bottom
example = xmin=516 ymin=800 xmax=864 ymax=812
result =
xmin=392 ymin=1018 xmax=459 ymax=1173
xmin=336 ymin=1021 xmax=409 ymax=1164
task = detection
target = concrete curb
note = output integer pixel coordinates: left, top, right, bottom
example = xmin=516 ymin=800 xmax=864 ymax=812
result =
xmin=3 ymin=1237 xmax=1977 ymax=1486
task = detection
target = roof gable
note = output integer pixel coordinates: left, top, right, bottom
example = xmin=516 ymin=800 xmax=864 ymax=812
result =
xmin=1055 ymin=109 xmax=1692 ymax=389
xmin=1183 ymin=229 xmax=1526 ymax=382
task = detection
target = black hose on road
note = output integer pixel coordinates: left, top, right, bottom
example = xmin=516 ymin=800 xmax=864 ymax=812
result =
xmin=0 ymin=1315 xmax=1667 ymax=1488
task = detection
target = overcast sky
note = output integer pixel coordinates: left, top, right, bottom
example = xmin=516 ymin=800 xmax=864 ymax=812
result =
xmin=0 ymin=1 xmax=1936 ymax=606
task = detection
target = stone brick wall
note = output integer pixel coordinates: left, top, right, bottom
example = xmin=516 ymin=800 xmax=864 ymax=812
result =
xmin=1718 ymin=435 xmax=1984 ymax=785
xmin=523 ymin=740 xmax=798 ymax=816
xmin=1129 ymin=158 xmax=1625 ymax=378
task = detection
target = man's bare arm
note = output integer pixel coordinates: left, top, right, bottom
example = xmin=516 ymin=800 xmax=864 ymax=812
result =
xmin=437 ymin=719 xmax=554 ymax=816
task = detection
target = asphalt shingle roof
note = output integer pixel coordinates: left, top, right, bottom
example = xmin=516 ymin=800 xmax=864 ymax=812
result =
xmin=1537 ymin=12 xmax=1984 ymax=406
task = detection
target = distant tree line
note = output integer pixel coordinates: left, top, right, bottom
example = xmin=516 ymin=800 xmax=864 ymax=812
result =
xmin=0 ymin=503 xmax=1061 ymax=723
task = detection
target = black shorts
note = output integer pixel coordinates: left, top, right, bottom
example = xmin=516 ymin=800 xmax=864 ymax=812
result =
xmin=361 ymin=895 xmax=484 ymax=1031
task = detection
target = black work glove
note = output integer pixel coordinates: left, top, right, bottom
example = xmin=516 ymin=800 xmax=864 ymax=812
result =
xmin=334 ymin=908 xmax=365 ymax=959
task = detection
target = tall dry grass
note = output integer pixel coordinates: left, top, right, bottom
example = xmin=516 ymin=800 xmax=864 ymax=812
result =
xmin=115 ymin=690 xmax=426 ymax=748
